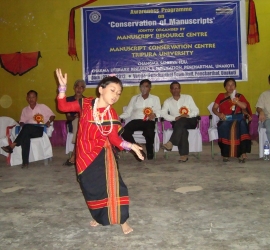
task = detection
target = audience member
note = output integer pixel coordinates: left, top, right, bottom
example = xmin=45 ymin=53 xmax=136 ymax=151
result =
xmin=212 ymin=78 xmax=251 ymax=163
xmin=256 ymin=74 xmax=270 ymax=142
xmin=1 ymin=90 xmax=55 ymax=168
xmin=161 ymin=81 xmax=199 ymax=162
xmin=119 ymin=79 xmax=161 ymax=160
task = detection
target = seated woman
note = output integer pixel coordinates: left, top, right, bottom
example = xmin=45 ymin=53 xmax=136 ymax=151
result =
xmin=212 ymin=78 xmax=252 ymax=163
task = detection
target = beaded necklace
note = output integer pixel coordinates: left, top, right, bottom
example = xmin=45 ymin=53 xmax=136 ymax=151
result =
xmin=92 ymin=98 xmax=113 ymax=136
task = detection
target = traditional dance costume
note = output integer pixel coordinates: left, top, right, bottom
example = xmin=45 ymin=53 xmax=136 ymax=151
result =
xmin=58 ymin=97 xmax=129 ymax=225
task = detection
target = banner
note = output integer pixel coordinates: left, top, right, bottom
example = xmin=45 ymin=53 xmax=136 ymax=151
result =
xmin=82 ymin=0 xmax=247 ymax=87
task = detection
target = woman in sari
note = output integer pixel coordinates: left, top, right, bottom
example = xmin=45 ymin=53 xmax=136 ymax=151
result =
xmin=212 ymin=78 xmax=252 ymax=163
xmin=55 ymin=69 xmax=144 ymax=234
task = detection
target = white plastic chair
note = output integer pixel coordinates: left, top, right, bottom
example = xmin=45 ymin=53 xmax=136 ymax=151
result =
xmin=207 ymin=102 xmax=219 ymax=159
xmin=0 ymin=117 xmax=53 ymax=166
xmin=65 ymin=131 xmax=74 ymax=156
xmin=162 ymin=117 xmax=202 ymax=159
xmin=258 ymin=121 xmax=267 ymax=158
xmin=65 ymin=117 xmax=80 ymax=157
xmin=121 ymin=107 xmax=160 ymax=156
xmin=0 ymin=117 xmax=19 ymax=161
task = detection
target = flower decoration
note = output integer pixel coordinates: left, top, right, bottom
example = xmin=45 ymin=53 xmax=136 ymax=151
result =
xmin=33 ymin=113 xmax=44 ymax=124
xmin=143 ymin=107 xmax=153 ymax=121
xmin=179 ymin=106 xmax=190 ymax=115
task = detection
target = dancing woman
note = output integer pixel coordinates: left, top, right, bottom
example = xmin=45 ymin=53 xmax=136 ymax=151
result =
xmin=55 ymin=69 xmax=144 ymax=234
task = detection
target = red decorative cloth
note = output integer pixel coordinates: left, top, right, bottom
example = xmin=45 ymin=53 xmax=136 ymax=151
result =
xmin=68 ymin=0 xmax=97 ymax=60
xmin=0 ymin=51 xmax=41 ymax=76
xmin=247 ymin=0 xmax=259 ymax=45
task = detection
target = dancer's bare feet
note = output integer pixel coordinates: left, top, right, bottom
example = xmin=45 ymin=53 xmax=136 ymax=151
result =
xmin=90 ymin=220 xmax=99 ymax=227
xmin=121 ymin=222 xmax=133 ymax=234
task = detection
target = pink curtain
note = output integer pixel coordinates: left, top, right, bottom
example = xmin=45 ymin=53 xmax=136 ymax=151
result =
xmin=50 ymin=121 xmax=67 ymax=146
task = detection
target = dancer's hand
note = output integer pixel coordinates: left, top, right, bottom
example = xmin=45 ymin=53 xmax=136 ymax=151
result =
xmin=56 ymin=68 xmax=67 ymax=86
xmin=131 ymin=144 xmax=145 ymax=160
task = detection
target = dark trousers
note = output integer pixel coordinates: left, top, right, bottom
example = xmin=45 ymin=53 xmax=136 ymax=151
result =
xmin=121 ymin=119 xmax=155 ymax=155
xmin=14 ymin=124 xmax=44 ymax=164
xmin=170 ymin=117 xmax=198 ymax=155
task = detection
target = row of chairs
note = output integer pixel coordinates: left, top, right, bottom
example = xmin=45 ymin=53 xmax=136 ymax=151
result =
xmin=1 ymin=106 xmax=267 ymax=166
xmin=119 ymin=103 xmax=267 ymax=159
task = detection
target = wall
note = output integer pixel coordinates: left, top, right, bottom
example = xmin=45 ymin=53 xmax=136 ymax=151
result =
xmin=0 ymin=0 xmax=269 ymax=120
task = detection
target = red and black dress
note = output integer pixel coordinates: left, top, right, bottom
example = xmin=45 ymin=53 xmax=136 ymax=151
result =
xmin=58 ymin=97 xmax=129 ymax=225
xmin=214 ymin=93 xmax=251 ymax=158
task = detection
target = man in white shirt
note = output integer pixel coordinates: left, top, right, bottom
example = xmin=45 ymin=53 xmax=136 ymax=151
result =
xmin=119 ymin=79 xmax=161 ymax=160
xmin=256 ymin=75 xmax=270 ymax=142
xmin=161 ymin=81 xmax=199 ymax=162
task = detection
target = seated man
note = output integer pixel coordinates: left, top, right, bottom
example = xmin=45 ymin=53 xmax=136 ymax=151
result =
xmin=63 ymin=79 xmax=86 ymax=166
xmin=161 ymin=81 xmax=199 ymax=163
xmin=256 ymin=74 xmax=270 ymax=142
xmin=119 ymin=79 xmax=161 ymax=160
xmin=1 ymin=90 xmax=55 ymax=168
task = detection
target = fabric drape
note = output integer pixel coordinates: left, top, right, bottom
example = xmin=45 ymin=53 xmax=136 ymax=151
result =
xmin=247 ymin=0 xmax=259 ymax=45
xmin=68 ymin=0 xmax=97 ymax=60
xmin=0 ymin=51 xmax=41 ymax=76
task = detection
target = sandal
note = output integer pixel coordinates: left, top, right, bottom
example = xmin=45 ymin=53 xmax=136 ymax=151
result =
xmin=63 ymin=159 xmax=75 ymax=166
xmin=21 ymin=163 xmax=29 ymax=169
xmin=238 ymin=154 xmax=246 ymax=163
xmin=223 ymin=157 xmax=229 ymax=162
xmin=1 ymin=145 xmax=13 ymax=153
xmin=178 ymin=156 xmax=188 ymax=163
